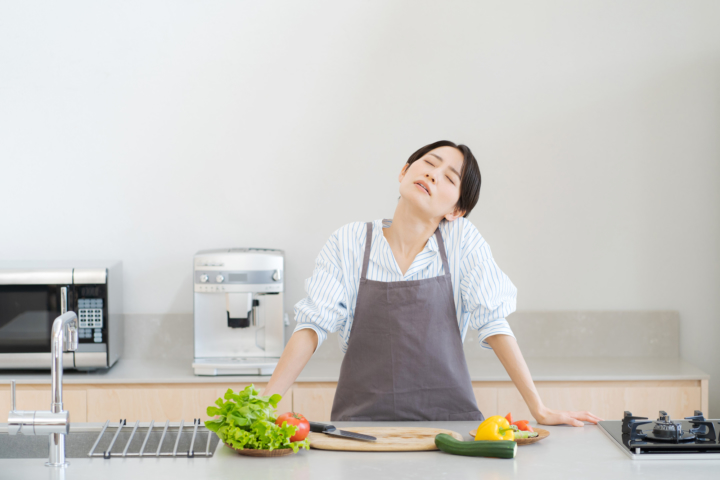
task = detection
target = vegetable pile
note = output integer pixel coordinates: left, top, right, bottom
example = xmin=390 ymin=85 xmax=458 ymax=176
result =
xmin=434 ymin=411 xmax=542 ymax=458
xmin=204 ymin=385 xmax=310 ymax=452
xmin=503 ymin=412 xmax=538 ymax=439
xmin=504 ymin=412 xmax=535 ymax=433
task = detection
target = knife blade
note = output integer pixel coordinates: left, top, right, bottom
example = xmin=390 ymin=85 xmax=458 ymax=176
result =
xmin=308 ymin=421 xmax=377 ymax=442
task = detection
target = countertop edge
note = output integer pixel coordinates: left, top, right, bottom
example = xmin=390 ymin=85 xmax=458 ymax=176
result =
xmin=0 ymin=360 xmax=710 ymax=385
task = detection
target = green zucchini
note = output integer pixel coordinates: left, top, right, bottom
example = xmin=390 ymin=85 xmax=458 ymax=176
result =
xmin=434 ymin=434 xmax=517 ymax=458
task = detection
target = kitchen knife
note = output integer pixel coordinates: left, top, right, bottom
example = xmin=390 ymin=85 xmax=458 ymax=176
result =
xmin=309 ymin=421 xmax=377 ymax=442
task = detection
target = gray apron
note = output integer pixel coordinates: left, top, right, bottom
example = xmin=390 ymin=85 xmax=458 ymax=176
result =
xmin=331 ymin=222 xmax=484 ymax=422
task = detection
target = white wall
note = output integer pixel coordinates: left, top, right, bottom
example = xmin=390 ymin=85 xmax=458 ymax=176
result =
xmin=2 ymin=1 xmax=719 ymax=414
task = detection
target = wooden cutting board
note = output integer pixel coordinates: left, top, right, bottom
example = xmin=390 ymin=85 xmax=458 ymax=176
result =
xmin=308 ymin=427 xmax=463 ymax=452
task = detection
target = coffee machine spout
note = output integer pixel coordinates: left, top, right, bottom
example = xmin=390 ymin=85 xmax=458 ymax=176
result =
xmin=226 ymin=292 xmax=253 ymax=328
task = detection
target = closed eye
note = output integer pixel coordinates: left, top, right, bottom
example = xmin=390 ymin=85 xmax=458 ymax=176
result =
xmin=425 ymin=159 xmax=455 ymax=184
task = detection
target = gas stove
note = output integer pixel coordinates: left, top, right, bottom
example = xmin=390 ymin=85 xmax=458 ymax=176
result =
xmin=598 ymin=410 xmax=720 ymax=460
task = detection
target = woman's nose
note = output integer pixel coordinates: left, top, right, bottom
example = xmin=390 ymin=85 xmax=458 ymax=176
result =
xmin=426 ymin=173 xmax=435 ymax=183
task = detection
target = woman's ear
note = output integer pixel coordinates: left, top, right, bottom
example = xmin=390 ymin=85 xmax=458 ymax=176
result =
xmin=398 ymin=163 xmax=409 ymax=182
xmin=444 ymin=208 xmax=466 ymax=222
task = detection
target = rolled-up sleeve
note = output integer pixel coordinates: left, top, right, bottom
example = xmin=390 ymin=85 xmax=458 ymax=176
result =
xmin=293 ymin=232 xmax=348 ymax=352
xmin=459 ymin=237 xmax=517 ymax=350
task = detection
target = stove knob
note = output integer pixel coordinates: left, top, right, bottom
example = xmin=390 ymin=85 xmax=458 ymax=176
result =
xmin=216 ymin=275 xmax=225 ymax=283
xmin=199 ymin=275 xmax=209 ymax=283
xmin=272 ymin=270 xmax=282 ymax=282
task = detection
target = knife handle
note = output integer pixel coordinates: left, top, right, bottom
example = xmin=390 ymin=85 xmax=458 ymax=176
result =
xmin=309 ymin=421 xmax=336 ymax=433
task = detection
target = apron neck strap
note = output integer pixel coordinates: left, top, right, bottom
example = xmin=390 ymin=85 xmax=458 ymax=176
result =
xmin=361 ymin=221 xmax=450 ymax=280
xmin=361 ymin=222 xmax=373 ymax=280
xmin=434 ymin=227 xmax=450 ymax=273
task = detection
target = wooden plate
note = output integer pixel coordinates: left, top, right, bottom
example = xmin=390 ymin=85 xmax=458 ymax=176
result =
xmin=468 ymin=428 xmax=549 ymax=445
xmin=224 ymin=443 xmax=296 ymax=457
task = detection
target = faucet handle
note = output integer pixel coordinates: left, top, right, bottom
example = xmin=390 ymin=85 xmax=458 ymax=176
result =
xmin=7 ymin=380 xmax=34 ymax=435
xmin=64 ymin=323 xmax=79 ymax=352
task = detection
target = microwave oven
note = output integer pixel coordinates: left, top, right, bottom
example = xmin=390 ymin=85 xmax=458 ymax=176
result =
xmin=0 ymin=261 xmax=123 ymax=370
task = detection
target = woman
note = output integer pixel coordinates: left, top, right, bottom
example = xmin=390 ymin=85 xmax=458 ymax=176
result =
xmin=265 ymin=140 xmax=601 ymax=426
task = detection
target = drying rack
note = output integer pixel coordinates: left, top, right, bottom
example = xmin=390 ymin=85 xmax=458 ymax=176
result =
xmin=88 ymin=419 xmax=217 ymax=458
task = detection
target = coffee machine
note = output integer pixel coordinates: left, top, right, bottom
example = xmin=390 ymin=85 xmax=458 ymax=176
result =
xmin=192 ymin=248 xmax=285 ymax=375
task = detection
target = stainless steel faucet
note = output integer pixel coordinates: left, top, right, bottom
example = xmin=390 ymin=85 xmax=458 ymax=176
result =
xmin=8 ymin=309 xmax=79 ymax=467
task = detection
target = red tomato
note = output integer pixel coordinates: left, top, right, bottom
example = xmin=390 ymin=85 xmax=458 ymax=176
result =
xmin=275 ymin=412 xmax=310 ymax=442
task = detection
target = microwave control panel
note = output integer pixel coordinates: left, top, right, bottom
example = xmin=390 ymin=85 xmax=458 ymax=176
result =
xmin=77 ymin=296 xmax=104 ymax=343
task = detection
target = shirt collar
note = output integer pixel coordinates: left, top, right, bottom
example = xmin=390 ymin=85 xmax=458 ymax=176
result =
xmin=373 ymin=219 xmax=440 ymax=277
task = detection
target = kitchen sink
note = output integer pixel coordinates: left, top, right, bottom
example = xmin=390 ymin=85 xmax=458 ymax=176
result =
xmin=0 ymin=422 xmax=220 ymax=459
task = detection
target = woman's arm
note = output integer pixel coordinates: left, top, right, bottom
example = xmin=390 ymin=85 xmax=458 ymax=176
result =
xmin=485 ymin=334 xmax=603 ymax=426
xmin=262 ymin=328 xmax=318 ymax=397
xmin=263 ymin=225 xmax=357 ymax=396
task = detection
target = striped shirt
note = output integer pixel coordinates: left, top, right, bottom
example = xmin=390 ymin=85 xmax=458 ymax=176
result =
xmin=293 ymin=218 xmax=517 ymax=353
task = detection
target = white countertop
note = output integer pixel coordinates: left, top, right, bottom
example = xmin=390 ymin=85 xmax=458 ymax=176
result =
xmin=0 ymin=356 xmax=708 ymax=385
xmin=2 ymin=421 xmax=719 ymax=480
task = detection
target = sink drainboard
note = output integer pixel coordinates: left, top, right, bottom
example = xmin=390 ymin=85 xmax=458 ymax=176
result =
xmin=89 ymin=419 xmax=218 ymax=458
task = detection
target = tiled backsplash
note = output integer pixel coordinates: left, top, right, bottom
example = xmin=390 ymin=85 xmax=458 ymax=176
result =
xmin=121 ymin=311 xmax=680 ymax=361
xmin=503 ymin=311 xmax=679 ymax=359
xmin=122 ymin=314 xmax=194 ymax=360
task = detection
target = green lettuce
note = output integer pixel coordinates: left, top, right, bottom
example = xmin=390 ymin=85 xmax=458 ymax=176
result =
xmin=204 ymin=384 xmax=310 ymax=452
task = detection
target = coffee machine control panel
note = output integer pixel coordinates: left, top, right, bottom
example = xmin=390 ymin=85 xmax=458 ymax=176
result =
xmin=194 ymin=270 xmax=280 ymax=284
xmin=194 ymin=270 xmax=282 ymax=293
xmin=193 ymin=248 xmax=284 ymax=294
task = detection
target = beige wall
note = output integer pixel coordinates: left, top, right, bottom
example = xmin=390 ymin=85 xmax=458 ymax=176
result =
xmin=1 ymin=1 xmax=719 ymax=414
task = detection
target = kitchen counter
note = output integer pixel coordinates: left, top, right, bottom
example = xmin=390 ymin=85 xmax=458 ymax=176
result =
xmin=1 ymin=421 xmax=719 ymax=480
xmin=0 ymin=356 xmax=708 ymax=385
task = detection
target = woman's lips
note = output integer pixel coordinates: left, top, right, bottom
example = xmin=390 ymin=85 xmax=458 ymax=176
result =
xmin=415 ymin=182 xmax=430 ymax=195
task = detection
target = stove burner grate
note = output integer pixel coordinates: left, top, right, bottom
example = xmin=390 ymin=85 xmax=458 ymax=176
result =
xmin=622 ymin=410 xmax=720 ymax=447
xmin=684 ymin=411 xmax=718 ymax=442
xmin=601 ymin=410 xmax=720 ymax=459
xmin=642 ymin=411 xmax=696 ymax=442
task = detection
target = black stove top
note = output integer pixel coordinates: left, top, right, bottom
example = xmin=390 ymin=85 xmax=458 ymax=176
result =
xmin=599 ymin=410 xmax=720 ymax=457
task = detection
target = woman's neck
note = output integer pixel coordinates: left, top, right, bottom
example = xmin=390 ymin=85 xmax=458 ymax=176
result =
xmin=383 ymin=200 xmax=441 ymax=274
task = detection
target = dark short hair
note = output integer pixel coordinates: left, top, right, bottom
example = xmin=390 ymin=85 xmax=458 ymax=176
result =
xmin=406 ymin=140 xmax=481 ymax=217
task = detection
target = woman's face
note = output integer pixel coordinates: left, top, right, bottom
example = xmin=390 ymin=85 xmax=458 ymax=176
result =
xmin=398 ymin=146 xmax=465 ymax=221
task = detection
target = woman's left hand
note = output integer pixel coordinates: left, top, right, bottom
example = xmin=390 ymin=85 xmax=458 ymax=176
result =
xmin=533 ymin=405 xmax=604 ymax=427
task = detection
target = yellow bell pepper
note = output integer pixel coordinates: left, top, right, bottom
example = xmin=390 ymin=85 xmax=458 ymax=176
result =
xmin=474 ymin=415 xmax=515 ymax=441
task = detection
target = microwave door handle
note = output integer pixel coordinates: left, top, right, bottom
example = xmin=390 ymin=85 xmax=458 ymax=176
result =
xmin=60 ymin=286 xmax=68 ymax=314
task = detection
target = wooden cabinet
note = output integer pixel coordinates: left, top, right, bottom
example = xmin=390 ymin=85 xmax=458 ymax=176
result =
xmin=85 ymin=383 xmax=292 ymax=422
xmin=2 ymin=379 xmax=708 ymax=424
xmin=294 ymin=380 xmax=708 ymax=422
xmin=0 ymin=384 xmax=88 ymax=422
xmin=472 ymin=385 xmax=498 ymax=416
xmin=292 ymin=382 xmax=337 ymax=422
xmin=1 ymin=383 xmax=291 ymax=424
xmin=476 ymin=380 xmax=708 ymax=421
